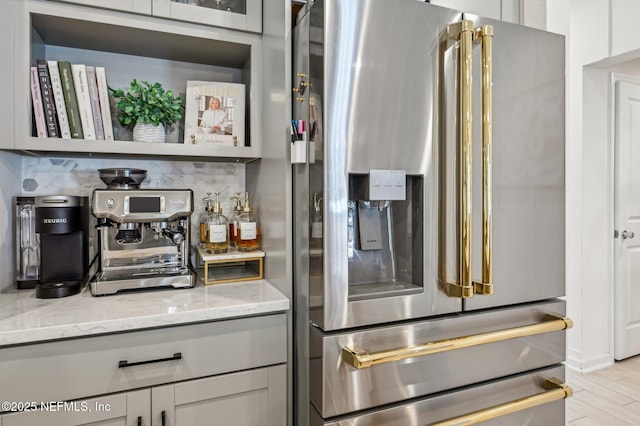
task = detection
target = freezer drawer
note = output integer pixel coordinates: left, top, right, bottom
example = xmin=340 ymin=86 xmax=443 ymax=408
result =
xmin=310 ymin=365 xmax=568 ymax=425
xmin=310 ymin=300 xmax=567 ymax=418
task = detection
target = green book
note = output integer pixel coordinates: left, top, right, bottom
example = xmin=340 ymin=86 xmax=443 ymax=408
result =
xmin=58 ymin=61 xmax=84 ymax=139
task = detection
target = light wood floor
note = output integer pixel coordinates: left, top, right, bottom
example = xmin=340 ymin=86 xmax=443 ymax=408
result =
xmin=566 ymin=355 xmax=640 ymax=425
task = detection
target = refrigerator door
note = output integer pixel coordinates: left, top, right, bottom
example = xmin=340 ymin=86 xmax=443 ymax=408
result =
xmin=310 ymin=365 xmax=568 ymax=426
xmin=310 ymin=300 xmax=567 ymax=418
xmin=462 ymin=16 xmax=565 ymax=310
xmin=295 ymin=0 xmax=465 ymax=333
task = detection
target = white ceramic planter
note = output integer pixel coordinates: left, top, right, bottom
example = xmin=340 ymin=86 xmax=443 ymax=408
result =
xmin=133 ymin=123 xmax=165 ymax=143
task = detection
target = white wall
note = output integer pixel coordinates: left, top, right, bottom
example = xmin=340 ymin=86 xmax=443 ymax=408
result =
xmin=562 ymin=0 xmax=640 ymax=372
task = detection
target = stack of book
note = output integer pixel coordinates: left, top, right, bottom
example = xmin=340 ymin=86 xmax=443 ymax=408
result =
xmin=30 ymin=60 xmax=114 ymax=140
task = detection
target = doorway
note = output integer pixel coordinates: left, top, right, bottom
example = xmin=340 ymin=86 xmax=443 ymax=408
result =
xmin=613 ymin=74 xmax=640 ymax=360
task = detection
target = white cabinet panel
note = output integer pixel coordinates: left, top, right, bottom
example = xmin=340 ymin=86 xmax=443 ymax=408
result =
xmin=611 ymin=0 xmax=640 ymax=57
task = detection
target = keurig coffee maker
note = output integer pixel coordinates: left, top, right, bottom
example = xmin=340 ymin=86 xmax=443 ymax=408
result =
xmin=34 ymin=195 xmax=90 ymax=298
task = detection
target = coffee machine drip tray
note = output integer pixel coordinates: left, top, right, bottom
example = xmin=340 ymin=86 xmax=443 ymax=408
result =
xmin=90 ymin=267 xmax=195 ymax=296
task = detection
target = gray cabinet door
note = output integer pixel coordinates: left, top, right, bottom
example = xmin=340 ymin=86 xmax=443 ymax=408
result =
xmin=152 ymin=365 xmax=286 ymax=426
xmin=152 ymin=0 xmax=262 ymax=33
xmin=47 ymin=0 xmax=152 ymax=14
xmin=1 ymin=389 xmax=150 ymax=426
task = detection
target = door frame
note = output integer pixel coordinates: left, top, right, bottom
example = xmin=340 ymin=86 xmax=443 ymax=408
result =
xmin=610 ymin=72 xmax=640 ymax=360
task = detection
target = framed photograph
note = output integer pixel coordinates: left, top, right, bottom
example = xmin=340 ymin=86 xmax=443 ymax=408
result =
xmin=184 ymin=81 xmax=245 ymax=146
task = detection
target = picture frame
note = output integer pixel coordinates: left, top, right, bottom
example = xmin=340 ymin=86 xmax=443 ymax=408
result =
xmin=184 ymin=81 xmax=245 ymax=146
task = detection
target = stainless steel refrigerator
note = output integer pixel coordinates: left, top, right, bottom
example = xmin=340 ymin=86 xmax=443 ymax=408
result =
xmin=292 ymin=1 xmax=571 ymax=424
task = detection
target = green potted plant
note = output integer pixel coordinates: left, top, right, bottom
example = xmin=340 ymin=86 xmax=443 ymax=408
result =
xmin=109 ymin=79 xmax=183 ymax=143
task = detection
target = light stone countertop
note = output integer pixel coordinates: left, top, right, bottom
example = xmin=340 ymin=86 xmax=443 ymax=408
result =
xmin=0 ymin=280 xmax=289 ymax=347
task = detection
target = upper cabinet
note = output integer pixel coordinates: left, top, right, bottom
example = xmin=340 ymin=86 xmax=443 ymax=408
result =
xmin=6 ymin=0 xmax=263 ymax=160
xmin=153 ymin=0 xmax=262 ymax=34
xmin=49 ymin=0 xmax=261 ymax=33
xmin=47 ymin=0 xmax=152 ymax=15
xmin=611 ymin=0 xmax=640 ymax=58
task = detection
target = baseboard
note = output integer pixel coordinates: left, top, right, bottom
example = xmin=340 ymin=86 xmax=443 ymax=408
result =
xmin=567 ymin=348 xmax=614 ymax=373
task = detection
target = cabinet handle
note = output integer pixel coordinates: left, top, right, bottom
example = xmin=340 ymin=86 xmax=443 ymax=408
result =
xmin=162 ymin=410 xmax=166 ymax=426
xmin=118 ymin=352 xmax=182 ymax=368
xmin=137 ymin=416 xmax=142 ymax=426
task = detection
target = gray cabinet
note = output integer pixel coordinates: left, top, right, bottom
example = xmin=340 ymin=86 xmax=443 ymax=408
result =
xmin=0 ymin=365 xmax=286 ymax=426
xmin=153 ymin=0 xmax=262 ymax=34
xmin=46 ymin=0 xmax=261 ymax=33
xmin=153 ymin=365 xmax=286 ymax=426
xmin=47 ymin=0 xmax=152 ymax=14
xmin=1 ymin=390 xmax=150 ymax=426
xmin=0 ymin=315 xmax=287 ymax=424
xmin=11 ymin=0 xmax=263 ymax=160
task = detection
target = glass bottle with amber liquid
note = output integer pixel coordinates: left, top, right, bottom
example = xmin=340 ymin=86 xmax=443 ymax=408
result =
xmin=228 ymin=192 xmax=243 ymax=250
xmin=199 ymin=193 xmax=214 ymax=248
xmin=202 ymin=192 xmax=229 ymax=253
xmin=237 ymin=192 xmax=260 ymax=252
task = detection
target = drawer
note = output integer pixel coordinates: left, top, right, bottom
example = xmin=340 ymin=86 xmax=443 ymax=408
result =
xmin=311 ymin=365 xmax=569 ymax=425
xmin=311 ymin=300 xmax=567 ymax=418
xmin=0 ymin=313 xmax=286 ymax=409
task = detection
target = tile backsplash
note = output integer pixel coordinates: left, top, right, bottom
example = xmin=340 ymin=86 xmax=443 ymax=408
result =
xmin=22 ymin=157 xmax=245 ymax=215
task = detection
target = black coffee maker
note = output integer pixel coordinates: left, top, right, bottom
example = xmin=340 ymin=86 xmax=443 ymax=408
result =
xmin=34 ymin=195 xmax=90 ymax=298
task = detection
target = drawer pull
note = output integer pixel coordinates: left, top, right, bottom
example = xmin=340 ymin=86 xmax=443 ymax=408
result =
xmin=162 ymin=410 xmax=166 ymax=426
xmin=137 ymin=416 xmax=142 ymax=426
xmin=342 ymin=314 xmax=572 ymax=369
xmin=427 ymin=377 xmax=573 ymax=426
xmin=118 ymin=352 xmax=182 ymax=368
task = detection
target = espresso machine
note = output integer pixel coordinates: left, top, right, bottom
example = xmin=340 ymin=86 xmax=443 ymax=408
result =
xmin=90 ymin=168 xmax=195 ymax=296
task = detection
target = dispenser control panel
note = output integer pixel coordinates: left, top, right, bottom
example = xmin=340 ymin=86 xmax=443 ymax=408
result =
xmin=368 ymin=169 xmax=406 ymax=201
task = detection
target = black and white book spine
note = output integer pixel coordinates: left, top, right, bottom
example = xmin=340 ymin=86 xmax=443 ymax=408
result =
xmin=85 ymin=66 xmax=105 ymax=140
xmin=30 ymin=66 xmax=47 ymax=138
xmin=47 ymin=60 xmax=71 ymax=139
xmin=95 ymin=66 xmax=114 ymax=141
xmin=36 ymin=59 xmax=60 ymax=138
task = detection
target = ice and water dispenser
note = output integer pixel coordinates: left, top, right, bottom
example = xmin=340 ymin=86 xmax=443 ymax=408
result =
xmin=347 ymin=170 xmax=424 ymax=301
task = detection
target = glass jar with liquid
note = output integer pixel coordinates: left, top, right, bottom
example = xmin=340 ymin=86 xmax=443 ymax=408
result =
xmin=201 ymin=192 xmax=229 ymax=253
xmin=237 ymin=192 xmax=260 ymax=252
xmin=228 ymin=192 xmax=243 ymax=250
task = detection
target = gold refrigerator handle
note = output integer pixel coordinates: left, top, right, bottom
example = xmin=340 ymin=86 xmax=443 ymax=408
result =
xmin=473 ymin=24 xmax=494 ymax=295
xmin=446 ymin=20 xmax=474 ymax=298
xmin=427 ymin=377 xmax=573 ymax=426
xmin=341 ymin=314 xmax=572 ymax=369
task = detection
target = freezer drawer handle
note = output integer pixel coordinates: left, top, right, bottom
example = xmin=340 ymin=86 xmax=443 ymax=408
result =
xmin=427 ymin=377 xmax=573 ymax=426
xmin=341 ymin=314 xmax=572 ymax=369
